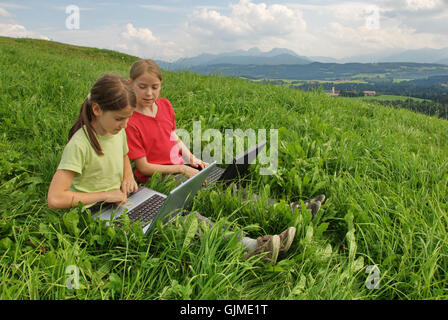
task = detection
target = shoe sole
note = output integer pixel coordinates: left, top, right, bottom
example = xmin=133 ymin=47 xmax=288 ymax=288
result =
xmin=280 ymin=227 xmax=296 ymax=254
xmin=268 ymin=235 xmax=280 ymax=264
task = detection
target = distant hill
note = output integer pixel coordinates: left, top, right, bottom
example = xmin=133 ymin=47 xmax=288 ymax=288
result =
xmin=203 ymin=53 xmax=311 ymax=66
xmin=437 ymin=58 xmax=448 ymax=65
xmin=381 ymin=48 xmax=448 ymax=64
xmin=187 ymin=62 xmax=448 ymax=81
xmin=157 ymin=47 xmax=312 ymax=70
xmin=335 ymin=48 xmax=448 ymax=65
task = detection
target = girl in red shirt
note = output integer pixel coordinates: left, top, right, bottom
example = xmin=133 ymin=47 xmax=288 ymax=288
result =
xmin=125 ymin=61 xmax=207 ymax=184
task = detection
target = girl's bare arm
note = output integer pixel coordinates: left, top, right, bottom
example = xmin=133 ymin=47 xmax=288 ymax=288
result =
xmin=47 ymin=169 xmax=126 ymax=209
xmin=122 ymin=154 xmax=138 ymax=194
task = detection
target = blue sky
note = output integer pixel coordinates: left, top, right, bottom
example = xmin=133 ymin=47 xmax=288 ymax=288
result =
xmin=1 ymin=0 xmax=448 ymax=61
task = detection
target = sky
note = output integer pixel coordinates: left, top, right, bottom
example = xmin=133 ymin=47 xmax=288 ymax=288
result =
xmin=1 ymin=0 xmax=448 ymax=61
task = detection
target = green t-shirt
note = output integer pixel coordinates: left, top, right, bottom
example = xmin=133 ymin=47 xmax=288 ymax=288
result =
xmin=57 ymin=127 xmax=129 ymax=194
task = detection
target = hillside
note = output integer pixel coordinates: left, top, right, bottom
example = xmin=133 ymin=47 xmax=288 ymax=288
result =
xmin=1 ymin=36 xmax=448 ymax=300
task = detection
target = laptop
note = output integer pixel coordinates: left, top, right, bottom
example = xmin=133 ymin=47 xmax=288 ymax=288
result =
xmin=92 ymin=161 xmax=217 ymax=234
xmin=205 ymin=140 xmax=267 ymax=185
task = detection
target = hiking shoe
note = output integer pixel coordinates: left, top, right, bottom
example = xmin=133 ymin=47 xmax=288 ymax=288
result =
xmin=258 ymin=227 xmax=296 ymax=254
xmin=290 ymin=201 xmax=307 ymax=213
xmin=278 ymin=227 xmax=296 ymax=253
xmin=244 ymin=234 xmax=280 ymax=264
xmin=290 ymin=194 xmax=325 ymax=217
xmin=309 ymin=200 xmax=321 ymax=219
xmin=310 ymin=194 xmax=326 ymax=205
xmin=290 ymin=200 xmax=321 ymax=215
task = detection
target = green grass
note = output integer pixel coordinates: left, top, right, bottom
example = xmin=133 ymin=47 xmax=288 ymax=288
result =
xmin=1 ymin=36 xmax=448 ymax=300
xmin=357 ymin=94 xmax=430 ymax=102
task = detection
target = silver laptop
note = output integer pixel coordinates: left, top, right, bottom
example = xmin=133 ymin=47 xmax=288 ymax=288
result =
xmin=205 ymin=140 xmax=267 ymax=184
xmin=93 ymin=161 xmax=217 ymax=234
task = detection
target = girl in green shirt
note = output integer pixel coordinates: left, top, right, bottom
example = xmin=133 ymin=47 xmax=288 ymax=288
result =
xmin=47 ymin=73 xmax=138 ymax=209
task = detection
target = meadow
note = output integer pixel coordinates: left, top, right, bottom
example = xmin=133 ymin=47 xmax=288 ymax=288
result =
xmin=357 ymin=94 xmax=429 ymax=102
xmin=1 ymin=36 xmax=447 ymax=300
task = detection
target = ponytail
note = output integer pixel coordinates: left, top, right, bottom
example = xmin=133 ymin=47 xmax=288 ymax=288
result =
xmin=68 ymin=98 xmax=104 ymax=155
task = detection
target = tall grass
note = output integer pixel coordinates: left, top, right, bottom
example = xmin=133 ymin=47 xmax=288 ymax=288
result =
xmin=1 ymin=36 xmax=447 ymax=299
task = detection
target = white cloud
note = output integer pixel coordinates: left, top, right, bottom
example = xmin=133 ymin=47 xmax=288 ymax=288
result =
xmin=121 ymin=23 xmax=158 ymax=43
xmin=0 ymin=23 xmax=49 ymax=40
xmin=0 ymin=7 xmax=11 ymax=17
xmin=378 ymin=0 xmax=447 ymax=12
xmin=278 ymin=1 xmax=448 ymax=58
xmin=117 ymin=23 xmax=179 ymax=60
xmin=317 ymin=20 xmax=448 ymax=58
xmin=406 ymin=0 xmax=444 ymax=11
xmin=326 ymin=22 xmax=412 ymax=49
xmin=185 ymin=0 xmax=306 ymax=42
xmin=0 ymin=3 xmax=47 ymax=40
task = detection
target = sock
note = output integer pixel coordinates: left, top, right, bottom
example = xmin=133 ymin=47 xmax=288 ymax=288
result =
xmin=241 ymin=237 xmax=258 ymax=251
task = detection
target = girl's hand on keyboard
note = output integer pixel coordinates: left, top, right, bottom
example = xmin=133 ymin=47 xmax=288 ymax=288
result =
xmin=181 ymin=165 xmax=200 ymax=178
xmin=121 ymin=175 xmax=138 ymax=195
xmin=189 ymin=155 xmax=209 ymax=170
xmin=104 ymin=189 xmax=128 ymax=206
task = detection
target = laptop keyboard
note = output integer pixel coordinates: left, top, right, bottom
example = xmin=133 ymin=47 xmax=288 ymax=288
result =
xmin=207 ymin=167 xmax=225 ymax=183
xmin=114 ymin=194 xmax=165 ymax=227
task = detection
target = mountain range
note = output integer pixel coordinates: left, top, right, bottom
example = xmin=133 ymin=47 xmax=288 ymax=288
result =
xmin=156 ymin=47 xmax=448 ymax=70
xmin=156 ymin=47 xmax=311 ymax=70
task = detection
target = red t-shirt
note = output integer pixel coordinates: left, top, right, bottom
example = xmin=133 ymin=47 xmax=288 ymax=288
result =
xmin=126 ymin=98 xmax=184 ymax=183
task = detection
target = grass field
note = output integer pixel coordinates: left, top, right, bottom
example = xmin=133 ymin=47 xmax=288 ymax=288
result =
xmin=357 ymin=94 xmax=430 ymax=102
xmin=1 ymin=36 xmax=448 ymax=300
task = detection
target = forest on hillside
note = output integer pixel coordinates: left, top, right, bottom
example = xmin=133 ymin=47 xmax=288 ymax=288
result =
xmin=298 ymin=75 xmax=448 ymax=100
xmin=192 ymin=62 xmax=448 ymax=81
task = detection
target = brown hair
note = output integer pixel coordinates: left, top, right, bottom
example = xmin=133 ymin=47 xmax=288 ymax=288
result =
xmin=129 ymin=59 xmax=163 ymax=82
xmin=68 ymin=73 xmax=137 ymax=155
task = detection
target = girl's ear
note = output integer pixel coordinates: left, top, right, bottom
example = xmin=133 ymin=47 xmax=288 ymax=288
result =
xmin=127 ymin=78 xmax=132 ymax=85
xmin=91 ymin=102 xmax=102 ymax=117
